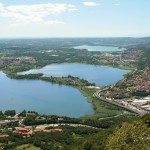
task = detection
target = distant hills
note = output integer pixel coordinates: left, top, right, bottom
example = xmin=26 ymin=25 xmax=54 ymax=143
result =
xmin=0 ymin=37 xmax=150 ymax=51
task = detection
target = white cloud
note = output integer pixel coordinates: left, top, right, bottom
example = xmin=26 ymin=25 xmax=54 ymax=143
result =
xmin=45 ymin=20 xmax=66 ymax=25
xmin=0 ymin=3 xmax=3 ymax=9
xmin=10 ymin=23 xmax=20 ymax=27
xmin=114 ymin=3 xmax=120 ymax=6
xmin=0 ymin=3 xmax=5 ymax=15
xmin=0 ymin=3 xmax=78 ymax=25
xmin=68 ymin=4 xmax=78 ymax=11
xmin=82 ymin=1 xmax=98 ymax=6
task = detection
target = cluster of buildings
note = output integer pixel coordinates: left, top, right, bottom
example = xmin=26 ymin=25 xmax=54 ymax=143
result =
xmin=94 ymin=67 xmax=150 ymax=115
xmin=15 ymin=127 xmax=34 ymax=138
xmin=9 ymin=57 xmax=36 ymax=66
xmin=96 ymin=49 xmax=141 ymax=68
xmin=130 ymin=96 xmax=150 ymax=112
xmin=0 ymin=56 xmax=36 ymax=67
xmin=0 ymin=125 xmax=63 ymax=139
xmin=0 ymin=116 xmax=64 ymax=139
xmin=100 ymin=68 xmax=150 ymax=99
xmin=15 ymin=127 xmax=63 ymax=138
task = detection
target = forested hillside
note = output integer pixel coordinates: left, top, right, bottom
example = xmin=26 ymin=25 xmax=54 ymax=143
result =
xmin=71 ymin=113 xmax=150 ymax=150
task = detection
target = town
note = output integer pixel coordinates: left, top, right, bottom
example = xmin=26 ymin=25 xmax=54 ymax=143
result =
xmin=94 ymin=67 xmax=150 ymax=115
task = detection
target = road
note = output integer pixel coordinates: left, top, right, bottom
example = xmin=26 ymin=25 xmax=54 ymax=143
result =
xmin=93 ymin=89 xmax=146 ymax=116
xmin=34 ymin=123 xmax=99 ymax=130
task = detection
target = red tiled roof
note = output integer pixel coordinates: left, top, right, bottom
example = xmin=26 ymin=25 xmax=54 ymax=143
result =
xmin=43 ymin=130 xmax=51 ymax=133
xmin=54 ymin=128 xmax=63 ymax=132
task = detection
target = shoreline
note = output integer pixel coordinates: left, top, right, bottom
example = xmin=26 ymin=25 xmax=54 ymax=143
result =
xmin=1 ymin=62 xmax=134 ymax=119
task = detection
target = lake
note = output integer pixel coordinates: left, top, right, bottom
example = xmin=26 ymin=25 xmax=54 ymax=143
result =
xmin=1 ymin=63 xmax=128 ymax=117
xmin=0 ymin=71 xmax=94 ymax=117
xmin=73 ymin=45 xmax=126 ymax=52
xmin=20 ymin=63 xmax=129 ymax=86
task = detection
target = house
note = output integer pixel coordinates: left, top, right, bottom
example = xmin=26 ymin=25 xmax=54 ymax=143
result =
xmin=43 ymin=130 xmax=51 ymax=133
xmin=15 ymin=127 xmax=34 ymax=137
xmin=54 ymin=128 xmax=63 ymax=132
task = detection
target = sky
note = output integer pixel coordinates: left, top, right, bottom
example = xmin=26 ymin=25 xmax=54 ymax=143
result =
xmin=0 ymin=0 xmax=150 ymax=38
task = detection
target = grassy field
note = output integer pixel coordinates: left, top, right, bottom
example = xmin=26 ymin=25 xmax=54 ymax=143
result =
xmin=78 ymin=86 xmax=124 ymax=119
xmin=16 ymin=144 xmax=41 ymax=150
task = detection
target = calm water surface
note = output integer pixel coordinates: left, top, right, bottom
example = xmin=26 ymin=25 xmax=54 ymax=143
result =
xmin=1 ymin=63 xmax=128 ymax=117
xmin=20 ymin=63 xmax=128 ymax=86
xmin=0 ymin=71 xmax=93 ymax=117
xmin=73 ymin=45 xmax=126 ymax=52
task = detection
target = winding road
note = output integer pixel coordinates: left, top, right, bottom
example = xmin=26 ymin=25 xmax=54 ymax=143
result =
xmin=93 ymin=89 xmax=146 ymax=116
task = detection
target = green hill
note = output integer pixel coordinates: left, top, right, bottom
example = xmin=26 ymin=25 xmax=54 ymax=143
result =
xmin=72 ymin=113 xmax=150 ymax=150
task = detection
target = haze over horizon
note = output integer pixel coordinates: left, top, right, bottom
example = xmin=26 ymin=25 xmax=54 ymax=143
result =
xmin=0 ymin=0 xmax=150 ymax=38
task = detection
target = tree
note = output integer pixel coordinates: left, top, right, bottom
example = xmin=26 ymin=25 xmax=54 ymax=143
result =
xmin=18 ymin=110 xmax=26 ymax=117
xmin=4 ymin=110 xmax=16 ymax=117
xmin=106 ymin=121 xmax=150 ymax=150
xmin=0 ymin=111 xmax=4 ymax=116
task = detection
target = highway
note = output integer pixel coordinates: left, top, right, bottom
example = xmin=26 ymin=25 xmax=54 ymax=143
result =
xmin=93 ymin=89 xmax=146 ymax=116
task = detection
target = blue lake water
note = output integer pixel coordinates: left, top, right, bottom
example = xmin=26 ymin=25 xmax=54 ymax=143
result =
xmin=0 ymin=71 xmax=93 ymax=117
xmin=20 ymin=63 xmax=128 ymax=86
xmin=1 ymin=63 xmax=128 ymax=117
xmin=73 ymin=45 xmax=126 ymax=52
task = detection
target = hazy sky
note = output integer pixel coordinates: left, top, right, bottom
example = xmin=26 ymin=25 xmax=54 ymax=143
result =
xmin=0 ymin=0 xmax=150 ymax=38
